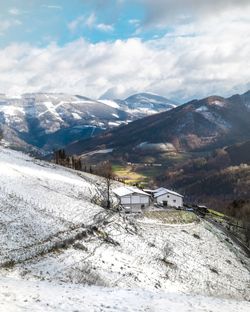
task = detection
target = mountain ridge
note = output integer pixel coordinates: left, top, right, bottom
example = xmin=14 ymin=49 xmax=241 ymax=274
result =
xmin=66 ymin=90 xmax=250 ymax=156
xmin=0 ymin=92 xmax=176 ymax=154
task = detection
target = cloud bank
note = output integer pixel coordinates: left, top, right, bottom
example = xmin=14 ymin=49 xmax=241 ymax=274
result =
xmin=142 ymin=0 xmax=250 ymax=26
xmin=0 ymin=2 xmax=249 ymax=101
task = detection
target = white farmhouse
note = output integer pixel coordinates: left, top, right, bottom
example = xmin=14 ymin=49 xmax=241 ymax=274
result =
xmin=113 ymin=186 xmax=151 ymax=213
xmin=145 ymin=187 xmax=183 ymax=208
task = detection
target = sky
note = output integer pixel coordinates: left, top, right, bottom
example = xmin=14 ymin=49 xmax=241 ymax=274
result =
xmin=0 ymin=0 xmax=250 ymax=101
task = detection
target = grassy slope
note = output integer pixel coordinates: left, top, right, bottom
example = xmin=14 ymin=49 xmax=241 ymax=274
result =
xmin=144 ymin=210 xmax=199 ymax=224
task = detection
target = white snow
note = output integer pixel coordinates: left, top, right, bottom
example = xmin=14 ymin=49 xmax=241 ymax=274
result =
xmin=196 ymin=106 xmax=209 ymax=112
xmin=10 ymin=211 xmax=250 ymax=301
xmin=38 ymin=101 xmax=64 ymax=122
xmin=108 ymin=121 xmax=121 ymax=126
xmin=0 ymin=105 xmax=25 ymax=116
xmin=0 ymin=277 xmax=249 ymax=312
xmin=80 ymin=148 xmax=114 ymax=157
xmin=72 ymin=112 xmax=82 ymax=120
xmin=195 ymin=107 xmax=231 ymax=130
xmin=0 ymin=147 xmax=104 ymax=264
xmin=210 ymin=100 xmax=225 ymax=107
xmin=99 ymin=99 xmax=120 ymax=109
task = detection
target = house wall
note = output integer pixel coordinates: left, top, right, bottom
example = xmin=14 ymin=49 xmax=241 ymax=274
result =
xmin=120 ymin=194 xmax=150 ymax=212
xmin=156 ymin=193 xmax=183 ymax=208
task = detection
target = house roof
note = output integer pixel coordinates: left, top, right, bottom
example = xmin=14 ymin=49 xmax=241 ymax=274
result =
xmin=113 ymin=186 xmax=150 ymax=197
xmin=144 ymin=187 xmax=166 ymax=193
xmin=153 ymin=187 xmax=183 ymax=198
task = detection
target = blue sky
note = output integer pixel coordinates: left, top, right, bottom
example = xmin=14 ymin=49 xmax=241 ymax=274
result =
xmin=0 ymin=0 xmax=250 ymax=100
xmin=0 ymin=0 xmax=159 ymax=46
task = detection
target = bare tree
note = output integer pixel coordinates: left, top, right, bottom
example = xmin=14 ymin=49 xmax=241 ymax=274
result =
xmin=96 ymin=161 xmax=114 ymax=209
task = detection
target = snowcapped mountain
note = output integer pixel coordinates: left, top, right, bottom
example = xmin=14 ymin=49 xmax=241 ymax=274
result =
xmin=115 ymin=92 xmax=177 ymax=115
xmin=66 ymin=91 xmax=250 ymax=156
xmin=0 ymin=92 xmax=177 ymax=154
xmin=0 ymin=146 xmax=249 ymax=311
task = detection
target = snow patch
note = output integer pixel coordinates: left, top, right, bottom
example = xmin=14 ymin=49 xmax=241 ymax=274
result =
xmin=72 ymin=112 xmax=81 ymax=120
xmin=0 ymin=277 xmax=249 ymax=312
xmin=99 ymin=99 xmax=120 ymax=109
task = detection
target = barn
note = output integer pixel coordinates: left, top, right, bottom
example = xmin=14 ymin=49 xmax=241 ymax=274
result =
xmin=113 ymin=186 xmax=151 ymax=213
xmin=154 ymin=188 xmax=183 ymax=208
xmin=144 ymin=187 xmax=183 ymax=208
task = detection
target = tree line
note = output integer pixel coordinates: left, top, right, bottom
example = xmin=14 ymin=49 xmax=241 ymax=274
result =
xmin=54 ymin=149 xmax=91 ymax=172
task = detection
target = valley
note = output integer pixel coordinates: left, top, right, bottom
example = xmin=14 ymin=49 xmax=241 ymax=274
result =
xmin=64 ymin=91 xmax=250 ymax=213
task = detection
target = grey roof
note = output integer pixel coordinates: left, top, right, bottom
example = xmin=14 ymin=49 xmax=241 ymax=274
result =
xmin=153 ymin=187 xmax=183 ymax=198
xmin=144 ymin=187 xmax=166 ymax=193
xmin=113 ymin=186 xmax=150 ymax=197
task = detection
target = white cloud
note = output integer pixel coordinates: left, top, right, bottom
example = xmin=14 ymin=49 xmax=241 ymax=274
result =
xmin=96 ymin=23 xmax=114 ymax=32
xmin=9 ymin=8 xmax=20 ymax=16
xmin=141 ymin=0 xmax=250 ymax=27
xmin=0 ymin=19 xmax=22 ymax=35
xmin=68 ymin=13 xmax=113 ymax=33
xmin=68 ymin=16 xmax=85 ymax=32
xmin=85 ymin=13 xmax=96 ymax=28
xmin=129 ymin=19 xmax=140 ymax=25
xmin=42 ymin=5 xmax=62 ymax=10
xmin=0 ymin=6 xmax=250 ymax=101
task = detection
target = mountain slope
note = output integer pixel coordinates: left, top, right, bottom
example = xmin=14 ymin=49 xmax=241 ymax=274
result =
xmin=0 ymin=147 xmax=108 ymax=265
xmin=0 ymin=93 xmax=129 ymax=154
xmin=66 ymin=91 xmax=250 ymax=156
xmin=0 ymin=147 xmax=249 ymax=302
xmin=114 ymin=92 xmax=177 ymax=116
xmin=152 ymin=139 xmax=250 ymax=214
xmin=226 ymin=140 xmax=250 ymax=165
xmin=0 ymin=92 xmax=177 ymax=154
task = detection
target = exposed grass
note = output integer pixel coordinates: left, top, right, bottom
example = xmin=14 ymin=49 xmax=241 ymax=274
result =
xmin=112 ymin=152 xmax=200 ymax=186
xmin=137 ymin=166 xmax=163 ymax=178
xmin=208 ymin=209 xmax=225 ymax=218
xmin=144 ymin=210 xmax=199 ymax=224
xmin=112 ymin=165 xmax=147 ymax=184
xmin=113 ymin=163 xmax=165 ymax=186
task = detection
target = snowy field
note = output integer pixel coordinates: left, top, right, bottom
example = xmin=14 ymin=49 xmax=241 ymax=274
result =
xmin=0 ymin=277 xmax=249 ymax=312
xmin=12 ymin=213 xmax=249 ymax=301
xmin=0 ymin=147 xmax=109 ymax=265
xmin=0 ymin=147 xmax=249 ymax=311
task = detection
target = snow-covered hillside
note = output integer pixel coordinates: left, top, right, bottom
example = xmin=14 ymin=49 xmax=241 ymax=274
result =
xmin=120 ymin=92 xmax=177 ymax=113
xmin=0 ymin=147 xmax=111 ymax=265
xmin=0 ymin=277 xmax=249 ymax=312
xmin=0 ymin=147 xmax=249 ymax=311
xmin=101 ymin=93 xmax=177 ymax=116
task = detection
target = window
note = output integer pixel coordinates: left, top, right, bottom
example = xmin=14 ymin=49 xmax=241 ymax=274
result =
xmin=173 ymin=199 xmax=176 ymax=203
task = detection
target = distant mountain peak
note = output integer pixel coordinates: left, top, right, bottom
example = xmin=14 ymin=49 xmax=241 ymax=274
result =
xmin=124 ymin=92 xmax=178 ymax=104
xmin=206 ymin=96 xmax=227 ymax=107
xmin=114 ymin=92 xmax=179 ymax=113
